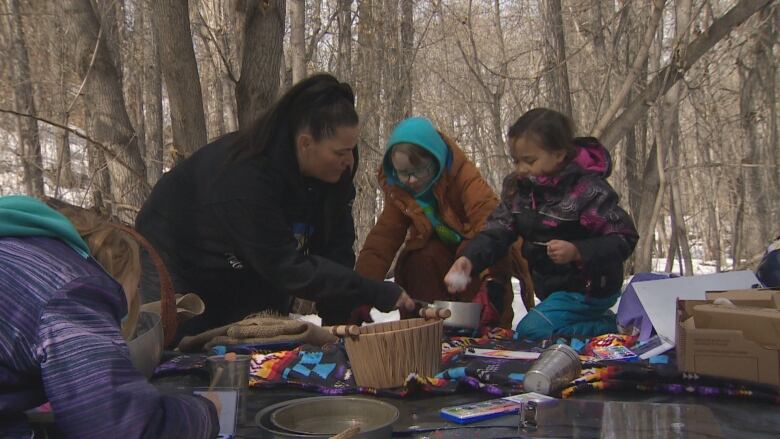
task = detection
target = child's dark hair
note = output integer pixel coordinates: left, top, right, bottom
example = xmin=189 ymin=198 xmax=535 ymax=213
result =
xmin=228 ymin=73 xmax=358 ymax=162
xmin=507 ymin=108 xmax=576 ymax=158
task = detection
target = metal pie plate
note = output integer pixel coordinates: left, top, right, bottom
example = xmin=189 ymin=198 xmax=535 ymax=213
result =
xmin=256 ymin=396 xmax=398 ymax=438
xmin=271 ymin=396 xmax=398 ymax=435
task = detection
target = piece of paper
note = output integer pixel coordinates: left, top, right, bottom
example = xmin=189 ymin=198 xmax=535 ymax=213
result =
xmin=632 ymin=271 xmax=759 ymax=340
xmin=464 ymin=348 xmax=541 ymax=360
xmin=193 ymin=389 xmax=238 ymax=437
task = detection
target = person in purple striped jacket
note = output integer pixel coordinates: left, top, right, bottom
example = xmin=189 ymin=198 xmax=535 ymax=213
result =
xmin=0 ymin=196 xmax=219 ymax=438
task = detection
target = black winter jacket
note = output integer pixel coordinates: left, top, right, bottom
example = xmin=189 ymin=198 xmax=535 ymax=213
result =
xmin=136 ymin=133 xmax=401 ymax=330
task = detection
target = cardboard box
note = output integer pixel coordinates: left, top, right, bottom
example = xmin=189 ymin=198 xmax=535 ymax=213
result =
xmin=676 ymin=289 xmax=780 ymax=387
xmin=627 ymin=271 xmax=759 ymax=341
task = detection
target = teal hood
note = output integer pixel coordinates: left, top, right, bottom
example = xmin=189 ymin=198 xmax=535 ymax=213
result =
xmin=0 ymin=195 xmax=90 ymax=258
xmin=383 ymin=117 xmax=451 ymax=195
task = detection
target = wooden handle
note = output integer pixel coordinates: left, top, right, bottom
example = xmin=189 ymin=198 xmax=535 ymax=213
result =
xmin=329 ymin=325 xmax=360 ymax=337
xmin=329 ymin=425 xmax=361 ymax=439
xmin=419 ymin=307 xmax=451 ymax=320
xmin=208 ymin=366 xmax=224 ymax=391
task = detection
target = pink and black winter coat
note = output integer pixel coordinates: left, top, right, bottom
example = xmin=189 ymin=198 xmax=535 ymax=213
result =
xmin=462 ymin=137 xmax=638 ymax=300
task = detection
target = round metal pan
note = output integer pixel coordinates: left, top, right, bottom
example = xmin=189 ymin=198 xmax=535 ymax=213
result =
xmin=255 ymin=397 xmax=397 ymax=439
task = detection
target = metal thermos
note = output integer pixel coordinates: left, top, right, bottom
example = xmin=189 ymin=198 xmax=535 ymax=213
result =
xmin=523 ymin=344 xmax=581 ymax=395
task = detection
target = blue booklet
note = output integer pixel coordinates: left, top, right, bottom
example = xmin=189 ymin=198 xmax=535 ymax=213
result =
xmin=440 ymin=392 xmax=554 ymax=424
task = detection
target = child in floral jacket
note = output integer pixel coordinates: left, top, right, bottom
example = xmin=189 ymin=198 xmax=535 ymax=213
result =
xmin=446 ymin=108 xmax=638 ymax=338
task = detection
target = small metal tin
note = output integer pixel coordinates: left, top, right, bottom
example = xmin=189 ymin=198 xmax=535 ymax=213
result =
xmin=523 ymin=344 xmax=581 ymax=395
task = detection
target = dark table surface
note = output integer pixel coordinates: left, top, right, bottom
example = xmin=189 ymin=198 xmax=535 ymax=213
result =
xmin=153 ymin=373 xmax=780 ymax=438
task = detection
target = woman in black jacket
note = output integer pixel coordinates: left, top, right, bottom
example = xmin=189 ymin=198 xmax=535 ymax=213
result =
xmin=136 ymin=74 xmax=413 ymax=337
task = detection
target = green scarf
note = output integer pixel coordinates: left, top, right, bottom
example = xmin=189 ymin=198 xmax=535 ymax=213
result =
xmin=0 ymin=195 xmax=90 ymax=258
xmin=384 ymin=117 xmax=462 ymax=246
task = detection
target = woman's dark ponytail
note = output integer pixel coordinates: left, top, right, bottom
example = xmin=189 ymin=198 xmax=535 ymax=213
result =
xmin=227 ymin=73 xmax=358 ymax=163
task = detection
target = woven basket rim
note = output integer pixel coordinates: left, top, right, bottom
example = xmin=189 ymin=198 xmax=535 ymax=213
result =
xmin=351 ymin=318 xmax=442 ymax=340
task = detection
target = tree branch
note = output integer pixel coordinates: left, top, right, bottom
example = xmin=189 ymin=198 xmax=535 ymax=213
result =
xmin=600 ymin=0 xmax=773 ymax=149
xmin=195 ymin=7 xmax=238 ymax=83
xmin=66 ymin=18 xmax=102 ymax=114
xmin=592 ymin=0 xmax=664 ymax=138
xmin=0 ymin=108 xmax=151 ymax=190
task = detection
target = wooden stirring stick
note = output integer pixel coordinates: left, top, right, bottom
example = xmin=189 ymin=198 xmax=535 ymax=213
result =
xmin=208 ymin=352 xmax=237 ymax=390
xmin=329 ymin=425 xmax=361 ymax=439
xmin=208 ymin=366 xmax=224 ymax=391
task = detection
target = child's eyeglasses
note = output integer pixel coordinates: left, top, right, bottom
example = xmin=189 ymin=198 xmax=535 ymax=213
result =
xmin=394 ymin=162 xmax=435 ymax=180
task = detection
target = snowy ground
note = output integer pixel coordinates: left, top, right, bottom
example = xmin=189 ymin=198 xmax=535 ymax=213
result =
xmin=297 ymin=257 xmax=732 ymax=328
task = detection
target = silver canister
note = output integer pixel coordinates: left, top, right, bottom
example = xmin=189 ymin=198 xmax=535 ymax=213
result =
xmin=523 ymin=344 xmax=581 ymax=395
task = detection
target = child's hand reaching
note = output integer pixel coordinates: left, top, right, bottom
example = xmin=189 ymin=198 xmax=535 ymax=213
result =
xmin=445 ymin=256 xmax=473 ymax=293
xmin=546 ymin=240 xmax=581 ymax=264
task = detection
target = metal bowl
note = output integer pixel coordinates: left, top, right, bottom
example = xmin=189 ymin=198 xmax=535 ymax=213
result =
xmin=257 ymin=396 xmax=397 ymax=438
xmin=432 ymin=300 xmax=482 ymax=329
xmin=127 ymin=311 xmax=163 ymax=378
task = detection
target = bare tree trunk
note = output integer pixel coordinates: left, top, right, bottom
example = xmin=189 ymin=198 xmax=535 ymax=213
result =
xmin=88 ymin=148 xmax=112 ymax=214
xmin=774 ymin=6 xmax=780 ymax=192
xmin=152 ymin=0 xmax=208 ymax=161
xmin=398 ymin=0 xmax=414 ymax=116
xmin=539 ymin=0 xmax=573 ymax=117
xmin=664 ymin=209 xmax=678 ymax=273
xmin=632 ymin=14 xmax=667 ymax=274
xmin=6 ymin=0 xmax=45 ymax=197
xmin=209 ymin=59 xmax=226 ymax=138
xmin=336 ymin=0 xmax=352 ymax=81
xmin=634 ymin=139 xmax=666 ymax=273
xmin=353 ymin=0 xmax=381 ymax=249
xmin=223 ymin=76 xmax=239 ymax=132
xmin=54 ymin=122 xmax=72 ymax=193
xmin=236 ymin=0 xmax=285 ymax=128
xmin=586 ymin=0 xmax=611 ymax=125
xmin=600 ymin=0 xmax=773 ymax=149
xmin=66 ymin=0 xmax=148 ymax=221
xmin=764 ymin=6 xmax=780 ymax=203
xmin=193 ymin=13 xmax=224 ymax=141
xmin=143 ymin=0 xmax=164 ymax=185
xmin=220 ymin=0 xmax=242 ymax=133
xmin=108 ymin=0 xmax=146 ymax=161
xmin=745 ymin=6 xmax=777 ymax=248
xmin=290 ymin=0 xmax=306 ymax=84
xmin=382 ymin=0 xmax=410 ymax=126
xmin=665 ymin=0 xmax=694 ymax=276
xmin=50 ymin=2 xmax=74 ymax=193
xmin=732 ymin=170 xmax=745 ymax=266
xmin=489 ymin=0 xmax=509 ymax=180
xmin=693 ymin=105 xmax=723 ymax=271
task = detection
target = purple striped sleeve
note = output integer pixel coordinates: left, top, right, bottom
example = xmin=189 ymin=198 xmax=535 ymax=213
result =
xmin=38 ymin=276 xmax=219 ymax=439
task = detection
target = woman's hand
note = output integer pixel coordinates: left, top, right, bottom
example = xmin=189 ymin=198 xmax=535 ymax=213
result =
xmin=444 ymin=257 xmax=473 ymax=294
xmin=395 ymin=290 xmax=415 ymax=311
xmin=546 ymin=240 xmax=581 ymax=264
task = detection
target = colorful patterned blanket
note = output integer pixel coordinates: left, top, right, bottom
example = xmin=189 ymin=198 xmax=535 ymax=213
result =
xmin=153 ymin=329 xmax=779 ymax=404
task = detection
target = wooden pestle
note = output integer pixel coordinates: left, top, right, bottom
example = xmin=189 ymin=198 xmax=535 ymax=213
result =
xmin=419 ymin=307 xmax=451 ymax=320
xmin=327 ymin=325 xmax=360 ymax=337
xmin=329 ymin=425 xmax=361 ymax=439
